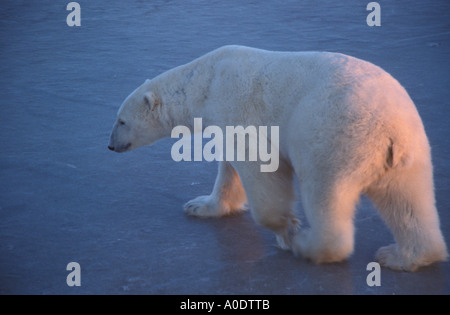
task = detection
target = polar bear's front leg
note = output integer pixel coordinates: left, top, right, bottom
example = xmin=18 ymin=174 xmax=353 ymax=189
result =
xmin=184 ymin=161 xmax=247 ymax=217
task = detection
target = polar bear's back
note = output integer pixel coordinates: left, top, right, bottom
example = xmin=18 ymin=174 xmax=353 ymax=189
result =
xmin=200 ymin=46 xmax=418 ymax=119
xmin=201 ymin=45 xmax=423 ymax=136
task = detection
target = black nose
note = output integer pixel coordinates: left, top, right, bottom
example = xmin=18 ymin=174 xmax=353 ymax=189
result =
xmin=108 ymin=145 xmax=115 ymax=151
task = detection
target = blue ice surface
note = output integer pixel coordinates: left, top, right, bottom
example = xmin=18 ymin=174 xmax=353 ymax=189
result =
xmin=0 ymin=0 xmax=449 ymax=294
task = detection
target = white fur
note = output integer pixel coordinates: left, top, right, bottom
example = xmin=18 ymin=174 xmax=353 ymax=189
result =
xmin=109 ymin=45 xmax=448 ymax=271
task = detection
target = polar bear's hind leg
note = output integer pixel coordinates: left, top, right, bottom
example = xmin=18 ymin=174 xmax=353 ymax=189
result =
xmin=366 ymin=158 xmax=448 ymax=271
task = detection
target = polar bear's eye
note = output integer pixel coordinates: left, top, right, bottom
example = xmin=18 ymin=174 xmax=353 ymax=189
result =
xmin=119 ymin=120 xmax=125 ymax=126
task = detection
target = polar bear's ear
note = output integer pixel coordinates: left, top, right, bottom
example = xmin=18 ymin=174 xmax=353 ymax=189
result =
xmin=143 ymin=92 xmax=161 ymax=111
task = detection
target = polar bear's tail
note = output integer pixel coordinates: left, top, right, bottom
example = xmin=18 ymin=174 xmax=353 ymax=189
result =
xmin=385 ymin=137 xmax=413 ymax=169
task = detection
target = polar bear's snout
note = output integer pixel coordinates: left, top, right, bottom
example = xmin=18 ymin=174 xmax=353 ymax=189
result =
xmin=108 ymin=143 xmax=131 ymax=152
xmin=107 ymin=138 xmax=131 ymax=153
xmin=108 ymin=125 xmax=118 ymax=152
xmin=108 ymin=134 xmax=131 ymax=153
xmin=108 ymin=122 xmax=132 ymax=153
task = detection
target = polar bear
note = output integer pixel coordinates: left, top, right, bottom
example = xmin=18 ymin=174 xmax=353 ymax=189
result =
xmin=108 ymin=45 xmax=447 ymax=271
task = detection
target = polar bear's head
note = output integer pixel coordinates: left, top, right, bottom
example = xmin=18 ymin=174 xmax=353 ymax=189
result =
xmin=108 ymin=80 xmax=165 ymax=153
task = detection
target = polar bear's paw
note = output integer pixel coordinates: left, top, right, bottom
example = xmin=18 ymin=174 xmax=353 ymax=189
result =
xmin=376 ymin=244 xmax=418 ymax=272
xmin=275 ymin=216 xmax=301 ymax=250
xmin=184 ymin=195 xmax=227 ymax=218
xmin=291 ymin=229 xmax=353 ymax=264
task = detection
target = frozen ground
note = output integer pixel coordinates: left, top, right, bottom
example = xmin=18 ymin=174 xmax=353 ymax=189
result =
xmin=0 ymin=0 xmax=449 ymax=295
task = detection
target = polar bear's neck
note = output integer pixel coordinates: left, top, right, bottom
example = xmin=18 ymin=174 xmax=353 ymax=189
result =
xmin=150 ymin=58 xmax=213 ymax=132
